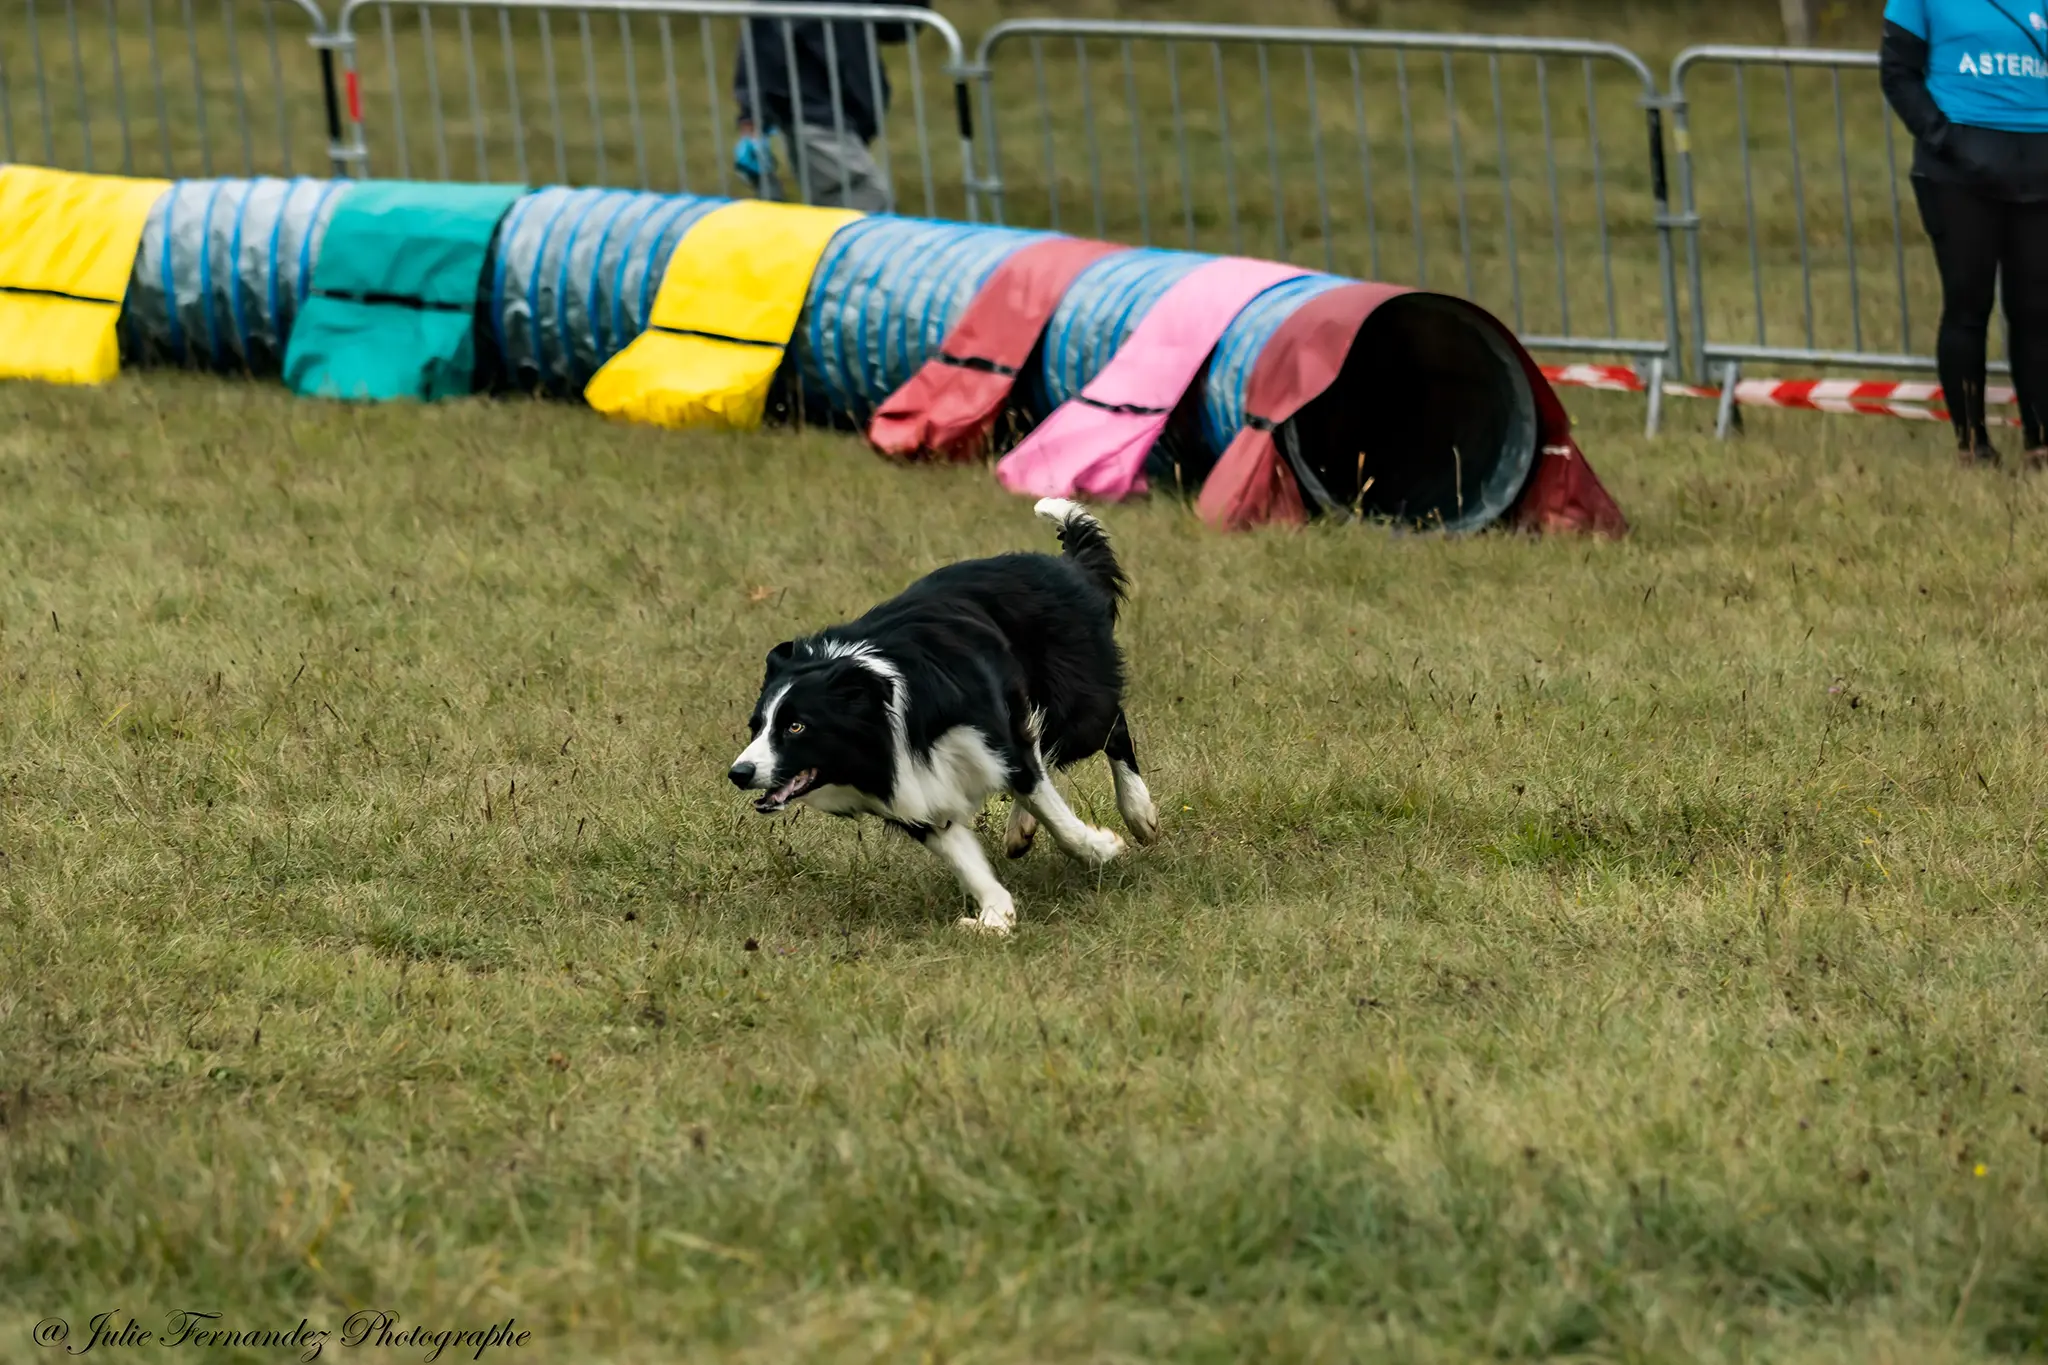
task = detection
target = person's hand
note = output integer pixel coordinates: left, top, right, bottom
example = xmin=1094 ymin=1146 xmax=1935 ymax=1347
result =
xmin=734 ymin=126 xmax=775 ymax=186
xmin=1929 ymin=123 xmax=2000 ymax=184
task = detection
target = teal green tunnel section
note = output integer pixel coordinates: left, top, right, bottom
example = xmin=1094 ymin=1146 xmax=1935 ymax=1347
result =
xmin=282 ymin=181 xmax=526 ymax=402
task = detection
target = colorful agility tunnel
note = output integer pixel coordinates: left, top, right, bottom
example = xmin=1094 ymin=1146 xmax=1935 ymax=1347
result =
xmin=18 ymin=166 xmax=1623 ymax=534
xmin=788 ymin=218 xmax=1603 ymax=535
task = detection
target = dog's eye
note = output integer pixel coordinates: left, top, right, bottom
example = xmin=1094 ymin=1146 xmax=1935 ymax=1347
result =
xmin=785 ymin=721 xmax=805 ymax=735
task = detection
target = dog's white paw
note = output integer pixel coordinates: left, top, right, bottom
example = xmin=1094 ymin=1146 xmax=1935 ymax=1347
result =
xmin=957 ymin=915 xmax=1013 ymax=936
xmin=1075 ymin=826 xmax=1126 ymax=867
xmin=958 ymin=890 xmax=1016 ymax=935
xmin=1003 ymin=805 xmax=1039 ymax=859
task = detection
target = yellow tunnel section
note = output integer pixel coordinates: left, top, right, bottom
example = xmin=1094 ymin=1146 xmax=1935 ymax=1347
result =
xmin=585 ymin=200 xmax=863 ymax=431
xmin=0 ymin=166 xmax=171 ymax=385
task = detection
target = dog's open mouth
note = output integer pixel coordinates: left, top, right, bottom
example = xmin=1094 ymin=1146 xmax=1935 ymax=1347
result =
xmin=753 ymin=768 xmax=819 ymax=814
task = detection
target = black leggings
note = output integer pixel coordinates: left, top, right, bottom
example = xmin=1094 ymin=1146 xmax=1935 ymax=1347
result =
xmin=1912 ymin=178 xmax=2048 ymax=450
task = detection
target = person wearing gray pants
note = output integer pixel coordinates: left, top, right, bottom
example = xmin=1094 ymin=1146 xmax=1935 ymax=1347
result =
xmin=732 ymin=1 xmax=927 ymax=214
xmin=740 ymin=123 xmax=893 ymax=214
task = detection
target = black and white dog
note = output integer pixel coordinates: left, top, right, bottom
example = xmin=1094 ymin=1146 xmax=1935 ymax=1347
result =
xmin=727 ymin=498 xmax=1159 ymax=933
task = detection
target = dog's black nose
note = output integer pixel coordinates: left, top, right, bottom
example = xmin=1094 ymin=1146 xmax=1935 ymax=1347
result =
xmin=727 ymin=762 xmax=756 ymax=789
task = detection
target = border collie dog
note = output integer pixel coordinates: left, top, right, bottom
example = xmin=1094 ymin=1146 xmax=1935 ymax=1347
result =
xmin=728 ymin=498 xmax=1159 ymax=934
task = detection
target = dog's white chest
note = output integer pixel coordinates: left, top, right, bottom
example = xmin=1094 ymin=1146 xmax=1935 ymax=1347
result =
xmin=798 ymin=725 xmax=1008 ymax=827
xmin=892 ymin=726 xmax=1009 ymax=825
xmin=803 ymin=783 xmax=883 ymax=819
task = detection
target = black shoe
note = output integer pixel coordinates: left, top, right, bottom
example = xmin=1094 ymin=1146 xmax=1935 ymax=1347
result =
xmin=1956 ymin=428 xmax=2000 ymax=466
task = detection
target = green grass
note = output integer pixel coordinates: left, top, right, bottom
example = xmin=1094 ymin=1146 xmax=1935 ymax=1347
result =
xmin=3 ymin=369 xmax=2048 ymax=1361
xmin=0 ymin=4 xmax=2036 ymax=1356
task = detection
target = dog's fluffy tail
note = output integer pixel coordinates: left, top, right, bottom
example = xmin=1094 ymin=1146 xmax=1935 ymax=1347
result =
xmin=1035 ymin=497 xmax=1127 ymax=620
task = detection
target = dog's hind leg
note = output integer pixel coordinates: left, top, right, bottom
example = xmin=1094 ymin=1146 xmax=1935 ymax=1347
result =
xmin=1002 ymin=800 xmax=1039 ymax=859
xmin=924 ymin=821 xmax=1018 ymax=934
xmin=1002 ymin=688 xmax=1123 ymax=867
xmin=1104 ymin=710 xmax=1160 ymax=845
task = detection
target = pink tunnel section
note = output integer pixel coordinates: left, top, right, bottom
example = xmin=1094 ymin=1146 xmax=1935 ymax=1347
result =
xmin=995 ymin=256 xmax=1311 ymax=503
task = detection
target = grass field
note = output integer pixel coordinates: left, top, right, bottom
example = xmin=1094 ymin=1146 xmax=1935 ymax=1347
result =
xmin=3 ymin=368 xmax=2048 ymax=1362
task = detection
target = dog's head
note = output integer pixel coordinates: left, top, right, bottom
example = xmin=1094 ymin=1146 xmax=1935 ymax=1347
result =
xmin=727 ymin=640 xmax=896 ymax=812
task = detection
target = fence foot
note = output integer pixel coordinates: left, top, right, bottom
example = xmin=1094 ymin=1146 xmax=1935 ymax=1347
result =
xmin=1644 ymin=356 xmax=1665 ymax=438
xmin=1714 ymin=362 xmax=1741 ymax=440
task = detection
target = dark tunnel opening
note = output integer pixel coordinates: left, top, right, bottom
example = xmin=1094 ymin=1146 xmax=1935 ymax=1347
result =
xmin=1281 ymin=293 xmax=1538 ymax=532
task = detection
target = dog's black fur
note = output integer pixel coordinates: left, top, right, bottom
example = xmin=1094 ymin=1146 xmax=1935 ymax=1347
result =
xmin=728 ymin=499 xmax=1158 ymax=933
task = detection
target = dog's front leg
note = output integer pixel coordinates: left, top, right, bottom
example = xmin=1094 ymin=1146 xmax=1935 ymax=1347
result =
xmin=923 ymin=821 xmax=1017 ymax=934
xmin=1018 ymin=777 xmax=1126 ymax=867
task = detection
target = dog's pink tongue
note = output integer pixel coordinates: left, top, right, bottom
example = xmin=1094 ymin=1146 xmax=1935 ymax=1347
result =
xmin=762 ymin=769 xmax=816 ymax=808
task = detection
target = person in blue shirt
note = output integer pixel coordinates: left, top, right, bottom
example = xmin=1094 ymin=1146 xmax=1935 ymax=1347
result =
xmin=1881 ymin=0 xmax=2048 ymax=463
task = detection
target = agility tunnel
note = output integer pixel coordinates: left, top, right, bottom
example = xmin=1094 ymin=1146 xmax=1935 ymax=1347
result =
xmin=38 ymin=167 xmax=1624 ymax=535
xmin=1219 ymin=285 xmax=1549 ymax=533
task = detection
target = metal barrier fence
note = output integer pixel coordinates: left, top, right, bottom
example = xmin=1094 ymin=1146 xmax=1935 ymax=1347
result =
xmin=1669 ymin=43 xmax=2007 ymax=390
xmin=328 ymin=0 xmax=980 ymax=217
xmin=970 ymin=19 xmax=1683 ymax=379
xmin=0 ymin=0 xmax=347 ymax=176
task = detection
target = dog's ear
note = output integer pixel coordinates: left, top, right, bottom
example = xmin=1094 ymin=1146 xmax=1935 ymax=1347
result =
xmin=763 ymin=640 xmax=798 ymax=680
xmin=824 ymin=659 xmax=891 ymax=707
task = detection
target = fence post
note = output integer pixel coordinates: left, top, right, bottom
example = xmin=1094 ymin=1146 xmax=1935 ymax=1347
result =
xmin=310 ymin=27 xmax=368 ymax=177
xmin=968 ymin=31 xmax=1006 ymax=225
xmin=1667 ymin=60 xmax=1709 ymax=385
xmin=945 ymin=62 xmax=982 ymax=222
xmin=1644 ymin=87 xmax=1685 ymax=386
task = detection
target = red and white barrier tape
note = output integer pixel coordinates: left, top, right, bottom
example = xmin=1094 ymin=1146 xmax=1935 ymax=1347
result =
xmin=1544 ymin=363 xmax=1701 ymax=397
xmin=1541 ymin=363 xmax=2019 ymax=425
